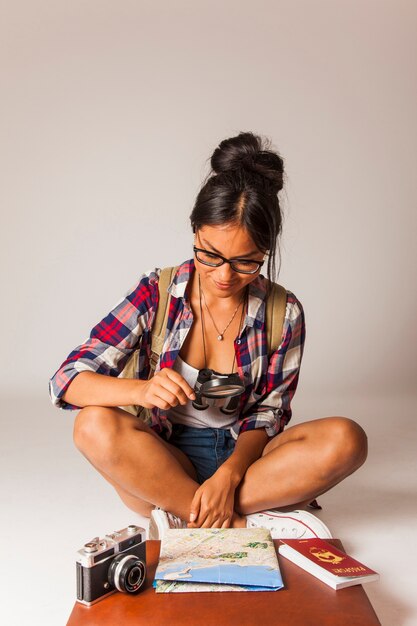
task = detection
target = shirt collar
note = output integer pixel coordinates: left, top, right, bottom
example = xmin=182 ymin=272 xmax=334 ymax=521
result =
xmin=168 ymin=258 xmax=268 ymax=328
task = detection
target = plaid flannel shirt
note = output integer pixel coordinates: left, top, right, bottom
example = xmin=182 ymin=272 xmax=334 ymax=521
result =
xmin=49 ymin=258 xmax=306 ymax=441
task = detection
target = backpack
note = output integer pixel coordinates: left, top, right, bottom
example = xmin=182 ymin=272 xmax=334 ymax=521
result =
xmin=118 ymin=266 xmax=287 ymax=420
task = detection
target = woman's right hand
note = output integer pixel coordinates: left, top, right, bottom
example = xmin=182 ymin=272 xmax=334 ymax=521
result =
xmin=137 ymin=368 xmax=196 ymax=410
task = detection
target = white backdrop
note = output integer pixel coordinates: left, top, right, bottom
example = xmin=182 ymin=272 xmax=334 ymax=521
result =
xmin=1 ymin=3 xmax=417 ymax=625
xmin=1 ymin=0 xmax=416 ymax=400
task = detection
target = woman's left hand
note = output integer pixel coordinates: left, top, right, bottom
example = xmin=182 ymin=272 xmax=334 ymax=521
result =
xmin=187 ymin=467 xmax=239 ymax=529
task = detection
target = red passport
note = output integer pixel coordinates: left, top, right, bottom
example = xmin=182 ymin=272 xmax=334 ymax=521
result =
xmin=278 ymin=538 xmax=379 ymax=590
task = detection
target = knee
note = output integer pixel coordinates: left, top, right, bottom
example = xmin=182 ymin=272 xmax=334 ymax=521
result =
xmin=73 ymin=406 xmax=122 ymax=467
xmin=325 ymin=417 xmax=368 ymax=474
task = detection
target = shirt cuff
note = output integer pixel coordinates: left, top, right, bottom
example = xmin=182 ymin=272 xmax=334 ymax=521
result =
xmin=48 ymin=369 xmax=83 ymax=410
xmin=229 ymin=408 xmax=284 ymax=441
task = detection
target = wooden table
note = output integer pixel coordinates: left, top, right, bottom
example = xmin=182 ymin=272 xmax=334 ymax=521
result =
xmin=68 ymin=539 xmax=380 ymax=625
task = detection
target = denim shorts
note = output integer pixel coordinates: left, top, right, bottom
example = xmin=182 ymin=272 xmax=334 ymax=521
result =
xmin=165 ymin=423 xmax=236 ymax=484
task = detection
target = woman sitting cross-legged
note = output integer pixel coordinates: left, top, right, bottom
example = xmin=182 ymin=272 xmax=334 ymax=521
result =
xmin=48 ymin=131 xmax=367 ymax=539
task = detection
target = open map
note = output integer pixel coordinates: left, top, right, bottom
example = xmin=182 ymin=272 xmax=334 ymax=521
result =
xmin=153 ymin=527 xmax=283 ymax=593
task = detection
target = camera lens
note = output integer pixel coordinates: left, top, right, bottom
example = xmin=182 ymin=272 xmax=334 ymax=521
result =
xmin=108 ymin=554 xmax=146 ymax=594
xmin=128 ymin=566 xmax=142 ymax=587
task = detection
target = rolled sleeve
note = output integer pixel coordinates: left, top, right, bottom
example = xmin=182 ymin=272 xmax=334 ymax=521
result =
xmin=48 ymin=270 xmax=159 ymax=410
xmin=230 ymin=295 xmax=306 ymax=440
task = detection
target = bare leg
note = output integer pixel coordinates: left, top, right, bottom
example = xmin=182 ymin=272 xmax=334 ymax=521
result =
xmin=74 ymin=408 xmax=366 ymax=525
xmin=73 ymin=406 xmax=201 ymax=521
xmin=234 ymin=417 xmax=368 ymax=515
xmin=83 ymin=449 xmax=193 ymax=518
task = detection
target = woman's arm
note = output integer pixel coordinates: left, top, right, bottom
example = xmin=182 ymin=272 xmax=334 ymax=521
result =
xmin=62 ymin=368 xmax=196 ymax=410
xmin=61 ymin=370 xmax=146 ymax=408
xmin=186 ymin=294 xmax=306 ymax=528
xmin=49 ymin=269 xmax=159 ymax=410
xmin=231 ymin=293 xmax=306 ymax=439
xmin=187 ymin=429 xmax=268 ymax=528
xmin=216 ymin=428 xmax=269 ymax=486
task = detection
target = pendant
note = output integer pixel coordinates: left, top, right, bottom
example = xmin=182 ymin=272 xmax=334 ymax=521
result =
xmin=217 ymin=334 xmax=223 ymax=341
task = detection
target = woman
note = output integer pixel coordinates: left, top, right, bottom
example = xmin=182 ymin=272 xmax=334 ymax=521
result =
xmin=49 ymin=131 xmax=367 ymax=539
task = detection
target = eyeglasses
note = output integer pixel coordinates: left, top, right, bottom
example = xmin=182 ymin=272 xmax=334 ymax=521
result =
xmin=193 ymin=245 xmax=265 ymax=274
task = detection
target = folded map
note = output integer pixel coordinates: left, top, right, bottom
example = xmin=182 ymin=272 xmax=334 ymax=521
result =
xmin=153 ymin=527 xmax=283 ymax=593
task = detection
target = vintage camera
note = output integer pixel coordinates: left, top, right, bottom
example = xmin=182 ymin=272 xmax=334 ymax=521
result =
xmin=76 ymin=525 xmax=146 ymax=606
xmin=192 ymin=368 xmax=245 ymax=414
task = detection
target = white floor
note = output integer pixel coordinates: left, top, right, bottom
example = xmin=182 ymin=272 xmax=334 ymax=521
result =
xmin=1 ymin=392 xmax=416 ymax=626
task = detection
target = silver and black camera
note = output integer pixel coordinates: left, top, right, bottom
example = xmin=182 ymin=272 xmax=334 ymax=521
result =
xmin=76 ymin=525 xmax=146 ymax=606
xmin=192 ymin=368 xmax=245 ymax=414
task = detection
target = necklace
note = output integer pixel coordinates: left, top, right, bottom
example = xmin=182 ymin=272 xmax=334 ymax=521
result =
xmin=198 ymin=275 xmax=247 ymax=372
xmin=199 ymin=275 xmax=246 ymax=341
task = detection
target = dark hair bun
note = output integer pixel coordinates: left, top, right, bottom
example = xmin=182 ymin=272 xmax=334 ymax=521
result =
xmin=210 ymin=131 xmax=284 ymax=193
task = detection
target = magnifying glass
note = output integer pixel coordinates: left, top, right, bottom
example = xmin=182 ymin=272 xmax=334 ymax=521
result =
xmin=192 ymin=369 xmax=245 ymax=414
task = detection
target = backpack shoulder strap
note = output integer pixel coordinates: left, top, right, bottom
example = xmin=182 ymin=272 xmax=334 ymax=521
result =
xmin=265 ymin=282 xmax=288 ymax=358
xmin=117 ymin=265 xmax=178 ymax=418
xmin=149 ymin=265 xmax=178 ymax=372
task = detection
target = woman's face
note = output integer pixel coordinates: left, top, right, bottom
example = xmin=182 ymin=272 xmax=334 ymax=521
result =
xmin=193 ymin=223 xmax=266 ymax=301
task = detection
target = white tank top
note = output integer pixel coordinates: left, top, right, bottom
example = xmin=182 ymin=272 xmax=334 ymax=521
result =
xmin=168 ymin=355 xmax=238 ymax=429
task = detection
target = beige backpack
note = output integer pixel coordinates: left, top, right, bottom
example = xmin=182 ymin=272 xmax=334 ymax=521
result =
xmin=118 ymin=266 xmax=287 ymax=420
